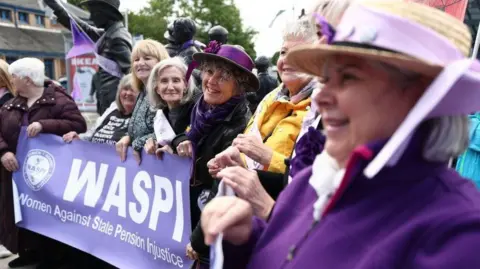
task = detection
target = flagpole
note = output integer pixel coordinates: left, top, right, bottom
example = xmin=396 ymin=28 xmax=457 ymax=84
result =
xmin=471 ymin=22 xmax=480 ymax=60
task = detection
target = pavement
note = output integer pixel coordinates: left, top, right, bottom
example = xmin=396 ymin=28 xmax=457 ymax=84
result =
xmin=0 ymin=112 xmax=99 ymax=269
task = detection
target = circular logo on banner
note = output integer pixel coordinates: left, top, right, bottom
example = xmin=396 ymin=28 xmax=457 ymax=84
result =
xmin=23 ymin=149 xmax=55 ymax=191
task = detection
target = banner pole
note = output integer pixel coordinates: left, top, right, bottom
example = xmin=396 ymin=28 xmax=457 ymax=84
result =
xmin=471 ymin=22 xmax=480 ymax=60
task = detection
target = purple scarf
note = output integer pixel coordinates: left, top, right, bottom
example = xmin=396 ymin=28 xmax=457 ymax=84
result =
xmin=187 ymin=95 xmax=245 ymax=150
xmin=289 ymin=126 xmax=326 ymax=178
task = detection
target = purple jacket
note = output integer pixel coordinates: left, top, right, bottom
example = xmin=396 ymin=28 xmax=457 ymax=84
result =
xmin=224 ymin=133 xmax=480 ymax=268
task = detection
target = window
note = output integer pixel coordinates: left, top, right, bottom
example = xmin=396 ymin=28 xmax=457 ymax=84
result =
xmin=18 ymin=12 xmax=29 ymax=24
xmin=35 ymin=15 xmax=44 ymax=26
xmin=0 ymin=9 xmax=11 ymax=21
xmin=51 ymin=17 xmax=57 ymax=25
xmin=44 ymin=59 xmax=54 ymax=80
xmin=5 ymin=57 xmax=17 ymax=64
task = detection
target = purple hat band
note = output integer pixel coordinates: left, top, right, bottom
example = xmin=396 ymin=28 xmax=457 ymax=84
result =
xmin=214 ymin=45 xmax=254 ymax=71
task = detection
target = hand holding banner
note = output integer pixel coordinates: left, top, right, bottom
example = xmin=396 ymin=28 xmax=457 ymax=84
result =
xmin=13 ymin=129 xmax=193 ymax=269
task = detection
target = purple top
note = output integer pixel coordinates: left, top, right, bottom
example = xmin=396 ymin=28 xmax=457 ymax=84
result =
xmin=223 ymin=131 xmax=480 ymax=268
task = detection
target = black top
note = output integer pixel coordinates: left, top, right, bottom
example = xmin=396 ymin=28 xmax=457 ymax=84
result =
xmin=0 ymin=92 xmax=13 ymax=107
xmin=90 ymin=109 xmax=130 ymax=145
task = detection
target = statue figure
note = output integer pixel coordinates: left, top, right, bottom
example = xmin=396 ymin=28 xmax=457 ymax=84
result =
xmin=44 ymin=0 xmax=132 ymax=115
xmin=208 ymin=25 xmax=229 ymax=44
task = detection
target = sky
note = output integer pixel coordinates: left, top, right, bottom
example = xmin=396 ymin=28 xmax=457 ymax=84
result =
xmin=118 ymin=0 xmax=314 ymax=57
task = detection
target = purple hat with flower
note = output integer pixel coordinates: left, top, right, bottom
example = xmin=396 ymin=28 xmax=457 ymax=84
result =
xmin=192 ymin=41 xmax=259 ymax=91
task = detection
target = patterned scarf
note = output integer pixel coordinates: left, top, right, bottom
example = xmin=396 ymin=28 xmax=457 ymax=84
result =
xmin=187 ymin=94 xmax=245 ymax=151
xmin=289 ymin=126 xmax=326 ymax=178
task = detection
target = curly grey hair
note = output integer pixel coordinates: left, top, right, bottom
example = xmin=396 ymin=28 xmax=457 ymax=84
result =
xmin=198 ymin=60 xmax=253 ymax=93
xmin=147 ymin=57 xmax=196 ymax=109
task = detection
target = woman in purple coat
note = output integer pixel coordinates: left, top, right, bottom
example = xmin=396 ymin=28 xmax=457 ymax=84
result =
xmin=201 ymin=1 xmax=480 ymax=268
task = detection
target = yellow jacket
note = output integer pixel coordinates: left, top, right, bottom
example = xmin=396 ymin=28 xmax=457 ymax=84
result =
xmin=244 ymin=84 xmax=312 ymax=173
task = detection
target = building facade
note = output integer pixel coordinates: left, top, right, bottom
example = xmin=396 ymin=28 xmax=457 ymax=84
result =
xmin=0 ymin=0 xmax=90 ymax=80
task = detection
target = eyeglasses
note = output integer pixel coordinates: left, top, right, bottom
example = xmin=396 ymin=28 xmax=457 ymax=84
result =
xmin=202 ymin=67 xmax=235 ymax=83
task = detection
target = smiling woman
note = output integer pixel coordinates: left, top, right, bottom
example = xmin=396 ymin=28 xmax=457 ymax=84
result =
xmin=143 ymin=57 xmax=199 ymax=157
xmin=115 ymin=39 xmax=170 ymax=164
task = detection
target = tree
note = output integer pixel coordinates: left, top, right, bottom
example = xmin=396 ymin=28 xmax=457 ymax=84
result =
xmin=175 ymin=0 xmax=258 ymax=59
xmin=271 ymin=51 xmax=280 ymax=66
xmin=127 ymin=0 xmax=175 ymax=44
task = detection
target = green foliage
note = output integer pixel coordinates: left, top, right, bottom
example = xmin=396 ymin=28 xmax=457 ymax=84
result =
xmin=127 ymin=0 xmax=175 ymax=44
xmin=271 ymin=51 xmax=280 ymax=65
xmin=175 ymin=0 xmax=257 ymax=58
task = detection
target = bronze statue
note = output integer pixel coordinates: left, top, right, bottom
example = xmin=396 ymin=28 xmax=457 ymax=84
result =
xmin=44 ymin=0 xmax=132 ymax=115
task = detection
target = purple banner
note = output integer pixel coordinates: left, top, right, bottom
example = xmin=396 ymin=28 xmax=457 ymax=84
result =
xmin=12 ymin=129 xmax=194 ymax=269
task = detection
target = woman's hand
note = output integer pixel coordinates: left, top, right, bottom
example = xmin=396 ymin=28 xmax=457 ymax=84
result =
xmin=207 ymin=158 xmax=221 ymax=178
xmin=156 ymin=145 xmax=173 ymax=160
xmin=202 ymin=196 xmax=253 ymax=246
xmin=185 ymin=243 xmax=198 ymax=260
xmin=1 ymin=152 xmax=18 ymax=172
xmin=115 ymin=136 xmax=131 ymax=162
xmin=177 ymin=140 xmax=193 ymax=158
xmin=216 ymin=146 xmax=245 ymax=168
xmin=26 ymin=122 xmax=43 ymax=138
xmin=218 ymin=167 xmax=275 ymax=220
xmin=144 ymin=138 xmax=157 ymax=155
xmin=233 ymin=134 xmax=273 ymax=165
xmin=63 ymin=131 xmax=80 ymax=143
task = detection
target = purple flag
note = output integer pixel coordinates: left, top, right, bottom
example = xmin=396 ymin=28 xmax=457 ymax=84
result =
xmin=66 ymin=18 xmax=95 ymax=59
xmin=12 ymin=128 xmax=194 ymax=269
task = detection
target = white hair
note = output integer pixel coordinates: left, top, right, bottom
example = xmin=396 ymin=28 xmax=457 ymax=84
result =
xmin=282 ymin=18 xmax=318 ymax=44
xmin=147 ymin=57 xmax=196 ymax=109
xmin=8 ymin=58 xmax=45 ymax=87
xmin=310 ymin=0 xmax=356 ymax=27
xmin=369 ymin=60 xmax=469 ymax=161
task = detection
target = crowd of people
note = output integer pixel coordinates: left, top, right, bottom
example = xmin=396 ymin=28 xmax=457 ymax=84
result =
xmin=1 ymin=0 xmax=480 ymax=268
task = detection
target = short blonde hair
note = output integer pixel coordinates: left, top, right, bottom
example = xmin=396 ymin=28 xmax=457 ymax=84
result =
xmin=0 ymin=59 xmax=15 ymax=95
xmin=147 ymin=57 xmax=196 ymax=109
xmin=131 ymin=39 xmax=170 ymax=92
xmin=115 ymin=74 xmax=134 ymax=113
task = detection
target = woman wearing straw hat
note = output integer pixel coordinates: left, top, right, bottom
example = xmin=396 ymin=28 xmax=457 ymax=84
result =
xmin=200 ymin=1 xmax=480 ymax=268
xmin=171 ymin=42 xmax=255 ymax=267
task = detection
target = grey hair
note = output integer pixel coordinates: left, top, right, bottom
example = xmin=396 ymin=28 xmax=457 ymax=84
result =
xmin=146 ymin=57 xmax=196 ymax=109
xmin=9 ymin=57 xmax=45 ymax=87
xmin=282 ymin=18 xmax=318 ymax=44
xmin=199 ymin=60 xmax=252 ymax=93
xmin=115 ymin=74 xmax=134 ymax=114
xmin=368 ymin=60 xmax=469 ymax=161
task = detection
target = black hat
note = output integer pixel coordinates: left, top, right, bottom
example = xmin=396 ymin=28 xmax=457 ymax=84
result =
xmin=79 ymin=0 xmax=123 ymax=18
xmin=164 ymin=18 xmax=197 ymax=44
xmin=163 ymin=22 xmax=175 ymax=42
xmin=208 ymin=25 xmax=229 ymax=43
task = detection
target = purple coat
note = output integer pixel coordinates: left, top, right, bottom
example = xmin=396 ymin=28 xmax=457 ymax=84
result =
xmin=224 ymin=133 xmax=480 ymax=268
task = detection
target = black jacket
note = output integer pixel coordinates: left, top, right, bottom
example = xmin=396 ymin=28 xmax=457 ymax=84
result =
xmin=171 ymin=97 xmax=251 ymax=262
xmin=256 ymin=72 xmax=279 ymax=104
xmin=0 ymin=92 xmax=13 ymax=107
xmin=49 ymin=3 xmax=132 ymax=114
xmin=165 ymin=90 xmax=201 ymax=137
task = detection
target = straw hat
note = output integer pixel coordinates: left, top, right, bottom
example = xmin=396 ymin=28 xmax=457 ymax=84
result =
xmin=287 ymin=0 xmax=472 ymax=78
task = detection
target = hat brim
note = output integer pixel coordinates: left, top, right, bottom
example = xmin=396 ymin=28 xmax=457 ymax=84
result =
xmin=193 ymin=52 xmax=260 ymax=92
xmin=287 ymin=44 xmax=442 ymax=79
xmin=79 ymin=0 xmax=124 ymax=19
